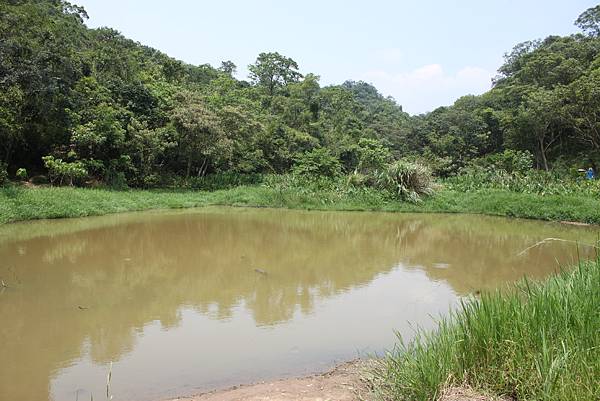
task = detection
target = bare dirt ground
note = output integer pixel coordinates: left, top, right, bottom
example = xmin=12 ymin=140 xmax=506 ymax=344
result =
xmin=164 ymin=360 xmax=505 ymax=401
xmin=166 ymin=360 xmax=370 ymax=401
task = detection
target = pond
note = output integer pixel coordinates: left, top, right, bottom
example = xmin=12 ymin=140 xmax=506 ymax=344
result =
xmin=0 ymin=208 xmax=596 ymax=401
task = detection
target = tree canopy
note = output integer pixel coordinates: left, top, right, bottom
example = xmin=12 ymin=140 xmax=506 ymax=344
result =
xmin=2 ymin=1 xmax=600 ymax=185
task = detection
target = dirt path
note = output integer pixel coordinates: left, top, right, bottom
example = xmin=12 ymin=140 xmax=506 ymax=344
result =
xmin=166 ymin=360 xmax=369 ymax=401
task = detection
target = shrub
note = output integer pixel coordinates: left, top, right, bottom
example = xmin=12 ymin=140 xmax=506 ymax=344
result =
xmin=356 ymin=138 xmax=392 ymax=173
xmin=377 ymin=160 xmax=435 ymax=202
xmin=347 ymin=171 xmax=371 ymax=187
xmin=104 ymin=156 xmax=133 ymax=189
xmin=421 ymin=151 xmax=457 ymax=177
xmin=472 ymin=149 xmax=534 ymax=174
xmin=15 ymin=168 xmax=28 ymax=181
xmin=30 ymin=175 xmax=49 ymax=185
xmin=292 ymin=148 xmax=341 ymax=178
xmin=0 ymin=163 xmax=8 ymax=186
xmin=141 ymin=173 xmax=160 ymax=188
xmin=42 ymin=155 xmax=88 ymax=186
xmin=106 ymin=171 xmax=128 ymax=189
xmin=188 ymin=172 xmax=264 ymax=191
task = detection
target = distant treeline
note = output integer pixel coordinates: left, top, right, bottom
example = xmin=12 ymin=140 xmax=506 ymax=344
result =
xmin=1 ymin=1 xmax=600 ymax=187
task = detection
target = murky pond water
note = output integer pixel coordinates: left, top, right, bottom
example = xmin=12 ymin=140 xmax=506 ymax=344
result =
xmin=0 ymin=208 xmax=597 ymax=401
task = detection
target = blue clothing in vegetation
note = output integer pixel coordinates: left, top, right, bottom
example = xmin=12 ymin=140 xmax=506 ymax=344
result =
xmin=586 ymin=168 xmax=595 ymax=180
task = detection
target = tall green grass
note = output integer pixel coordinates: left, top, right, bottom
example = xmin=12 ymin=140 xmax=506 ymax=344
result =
xmin=2 ymin=177 xmax=600 ymax=224
xmin=372 ymin=259 xmax=600 ymax=401
xmin=444 ymin=168 xmax=600 ymax=197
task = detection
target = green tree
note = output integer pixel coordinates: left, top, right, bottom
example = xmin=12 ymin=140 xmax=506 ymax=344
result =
xmin=217 ymin=105 xmax=267 ymax=173
xmin=575 ymin=4 xmax=600 ymax=37
xmin=292 ymin=148 xmax=341 ymax=178
xmin=503 ymin=88 xmax=564 ymax=171
xmin=170 ymin=92 xmax=232 ymax=179
xmin=0 ymin=86 xmax=24 ymax=165
xmin=126 ymin=119 xmax=168 ymax=186
xmin=248 ymin=52 xmax=303 ymax=96
xmin=218 ymin=60 xmax=237 ymax=76
xmin=564 ymin=68 xmax=600 ymax=151
xmin=42 ymin=155 xmax=88 ymax=186
xmin=355 ymin=138 xmax=392 ymax=173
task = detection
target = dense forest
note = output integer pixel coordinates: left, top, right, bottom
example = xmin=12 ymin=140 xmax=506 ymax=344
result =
xmin=1 ymin=1 xmax=600 ymax=188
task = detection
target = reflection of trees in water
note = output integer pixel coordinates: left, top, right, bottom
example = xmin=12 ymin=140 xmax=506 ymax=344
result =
xmin=0 ymin=211 xmax=407 ymax=400
xmin=0 ymin=209 xmax=595 ymax=401
xmin=391 ymin=215 xmax=595 ymax=293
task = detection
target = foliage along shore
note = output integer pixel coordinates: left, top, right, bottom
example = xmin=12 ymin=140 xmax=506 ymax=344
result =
xmin=2 ymin=2 xmax=600 ymax=228
xmin=2 ymin=174 xmax=599 ymax=225
xmin=3 ymin=2 xmax=600 ymax=191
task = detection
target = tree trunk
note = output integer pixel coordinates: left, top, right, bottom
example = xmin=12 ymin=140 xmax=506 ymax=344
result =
xmin=539 ymin=137 xmax=549 ymax=171
xmin=198 ymin=159 xmax=208 ymax=177
xmin=186 ymin=158 xmax=192 ymax=180
xmin=3 ymin=137 xmax=13 ymax=167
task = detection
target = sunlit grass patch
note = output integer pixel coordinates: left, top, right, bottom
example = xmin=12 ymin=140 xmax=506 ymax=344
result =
xmin=1 ymin=177 xmax=600 ymax=224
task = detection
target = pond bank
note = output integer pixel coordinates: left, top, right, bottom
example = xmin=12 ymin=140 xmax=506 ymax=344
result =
xmin=1 ymin=184 xmax=599 ymax=225
xmin=163 ymin=360 xmax=501 ymax=401
xmin=373 ymin=260 xmax=600 ymax=401
xmin=166 ymin=360 xmax=369 ymax=401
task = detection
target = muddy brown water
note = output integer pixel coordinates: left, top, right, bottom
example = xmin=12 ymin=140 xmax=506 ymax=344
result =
xmin=0 ymin=208 xmax=597 ymax=401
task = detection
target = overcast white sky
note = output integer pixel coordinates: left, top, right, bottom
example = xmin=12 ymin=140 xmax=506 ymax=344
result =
xmin=76 ymin=0 xmax=598 ymax=114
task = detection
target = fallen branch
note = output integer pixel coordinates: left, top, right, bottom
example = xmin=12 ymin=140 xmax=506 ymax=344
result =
xmin=517 ymin=237 xmax=599 ymax=256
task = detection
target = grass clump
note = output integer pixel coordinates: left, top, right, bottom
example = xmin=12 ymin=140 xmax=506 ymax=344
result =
xmin=377 ymin=160 xmax=436 ymax=203
xmin=372 ymin=259 xmax=600 ymax=401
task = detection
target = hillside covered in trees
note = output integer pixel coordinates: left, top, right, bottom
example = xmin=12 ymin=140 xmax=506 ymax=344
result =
xmin=1 ymin=1 xmax=600 ymax=187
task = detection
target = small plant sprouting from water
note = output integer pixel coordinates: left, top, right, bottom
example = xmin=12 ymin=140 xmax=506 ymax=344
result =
xmin=76 ymin=362 xmax=113 ymax=401
xmin=106 ymin=362 xmax=113 ymax=400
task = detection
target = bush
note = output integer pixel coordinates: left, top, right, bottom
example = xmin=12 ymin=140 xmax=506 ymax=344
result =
xmin=30 ymin=175 xmax=49 ymax=185
xmin=347 ymin=171 xmax=372 ymax=187
xmin=42 ymin=155 xmax=88 ymax=186
xmin=377 ymin=160 xmax=435 ymax=202
xmin=15 ymin=168 xmax=28 ymax=181
xmin=292 ymin=148 xmax=342 ymax=178
xmin=141 ymin=173 xmax=160 ymax=188
xmin=421 ymin=151 xmax=457 ymax=177
xmin=356 ymin=138 xmax=392 ymax=173
xmin=0 ymin=163 xmax=8 ymax=186
xmin=472 ymin=149 xmax=534 ymax=174
xmin=106 ymin=171 xmax=128 ymax=189
xmin=188 ymin=172 xmax=264 ymax=191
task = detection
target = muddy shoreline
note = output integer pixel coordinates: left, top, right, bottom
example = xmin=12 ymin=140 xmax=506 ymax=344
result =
xmin=164 ymin=360 xmax=370 ymax=401
xmin=161 ymin=358 xmax=502 ymax=401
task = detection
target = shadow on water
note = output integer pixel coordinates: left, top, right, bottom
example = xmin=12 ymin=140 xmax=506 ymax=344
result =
xmin=0 ymin=208 xmax=596 ymax=400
